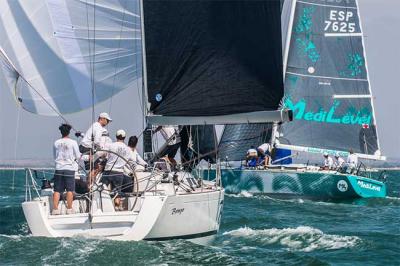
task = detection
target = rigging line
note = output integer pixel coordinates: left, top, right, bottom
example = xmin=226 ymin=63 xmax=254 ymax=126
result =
xmin=136 ymin=0 xmax=143 ymax=115
xmin=108 ymin=0 xmax=128 ymax=116
xmin=196 ymin=126 xmax=200 ymax=168
xmin=11 ymin=106 xmax=21 ymax=190
xmin=14 ymin=74 xmax=75 ymax=130
xmin=90 ymin=0 xmax=97 ymax=189
xmin=85 ymin=0 xmax=95 ymax=225
xmin=0 ymin=49 xmax=74 ymax=129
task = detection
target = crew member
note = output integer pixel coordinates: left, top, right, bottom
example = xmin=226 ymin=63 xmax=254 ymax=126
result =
xmin=334 ymin=152 xmax=345 ymax=170
xmin=87 ymin=131 xmax=112 ymax=184
xmin=246 ymin=147 xmax=258 ymax=167
xmin=127 ymin=136 xmax=147 ymax=169
xmin=347 ymin=149 xmax=358 ymax=173
xmin=153 ymin=125 xmax=181 ymax=166
xmin=52 ymin=124 xmax=81 ymax=215
xmin=102 ymin=129 xmax=131 ymax=209
xmin=78 ymin=112 xmax=112 ymax=170
xmin=257 ymin=143 xmax=271 ymax=167
xmin=322 ymin=152 xmax=334 ymax=170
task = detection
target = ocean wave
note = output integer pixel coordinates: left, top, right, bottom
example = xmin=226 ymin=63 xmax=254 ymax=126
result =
xmin=223 ymin=226 xmax=360 ymax=252
xmin=225 ymin=190 xmax=254 ymax=198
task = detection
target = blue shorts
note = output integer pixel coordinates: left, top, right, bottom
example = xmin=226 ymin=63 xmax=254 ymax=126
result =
xmin=54 ymin=170 xmax=75 ymax=193
xmin=101 ymin=171 xmax=124 ymax=192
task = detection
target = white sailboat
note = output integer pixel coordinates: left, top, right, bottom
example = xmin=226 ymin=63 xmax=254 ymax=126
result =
xmin=0 ymin=0 xmax=290 ymax=240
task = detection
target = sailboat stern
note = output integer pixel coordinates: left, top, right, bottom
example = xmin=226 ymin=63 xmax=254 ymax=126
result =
xmin=144 ymin=188 xmax=224 ymax=241
xmin=22 ymin=198 xmax=59 ymax=237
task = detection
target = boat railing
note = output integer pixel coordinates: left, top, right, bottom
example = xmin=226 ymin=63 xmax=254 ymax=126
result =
xmin=24 ymin=168 xmax=42 ymax=202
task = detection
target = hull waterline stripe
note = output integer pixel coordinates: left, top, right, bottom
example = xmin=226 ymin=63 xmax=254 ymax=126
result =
xmin=144 ymin=230 xmax=217 ymax=241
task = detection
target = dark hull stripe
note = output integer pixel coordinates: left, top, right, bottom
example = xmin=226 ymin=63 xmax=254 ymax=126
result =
xmin=144 ymin=230 xmax=217 ymax=241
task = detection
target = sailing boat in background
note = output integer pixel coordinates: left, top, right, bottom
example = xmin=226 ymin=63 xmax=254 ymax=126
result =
xmin=0 ymin=0 xmax=290 ymax=239
xmin=206 ymin=0 xmax=387 ymax=199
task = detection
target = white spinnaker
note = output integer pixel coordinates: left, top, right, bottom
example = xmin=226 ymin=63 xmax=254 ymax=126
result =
xmin=0 ymin=0 xmax=142 ymax=115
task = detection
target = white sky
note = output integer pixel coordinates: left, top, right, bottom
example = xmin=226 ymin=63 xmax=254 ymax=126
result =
xmin=1 ymin=0 xmax=399 ymax=163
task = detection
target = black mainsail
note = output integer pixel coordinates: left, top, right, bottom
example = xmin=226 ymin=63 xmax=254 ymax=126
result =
xmin=277 ymin=0 xmax=383 ymax=160
xmin=141 ymin=0 xmax=291 ymax=125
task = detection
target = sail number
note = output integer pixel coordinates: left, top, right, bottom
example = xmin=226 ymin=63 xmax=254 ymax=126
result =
xmin=324 ymin=10 xmax=355 ymax=33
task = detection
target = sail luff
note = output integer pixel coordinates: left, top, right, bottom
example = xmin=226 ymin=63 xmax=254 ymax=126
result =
xmin=355 ymin=0 xmax=382 ymax=153
xmin=283 ymin=0 xmax=297 ymax=79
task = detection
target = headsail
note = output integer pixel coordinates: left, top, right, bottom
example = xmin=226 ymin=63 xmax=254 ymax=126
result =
xmin=278 ymin=0 xmax=383 ymax=159
xmin=180 ymin=125 xmax=217 ymax=169
xmin=142 ymin=0 xmax=291 ymax=125
xmin=218 ymin=124 xmax=272 ymax=162
xmin=0 ymin=0 xmax=142 ymax=115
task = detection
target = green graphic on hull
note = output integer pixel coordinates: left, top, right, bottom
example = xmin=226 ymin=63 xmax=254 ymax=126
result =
xmin=197 ymin=169 xmax=386 ymax=199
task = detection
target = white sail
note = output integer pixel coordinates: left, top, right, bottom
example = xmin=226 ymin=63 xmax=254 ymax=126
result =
xmin=0 ymin=0 xmax=142 ymax=115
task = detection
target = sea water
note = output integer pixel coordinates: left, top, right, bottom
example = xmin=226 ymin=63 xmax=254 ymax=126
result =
xmin=0 ymin=169 xmax=399 ymax=265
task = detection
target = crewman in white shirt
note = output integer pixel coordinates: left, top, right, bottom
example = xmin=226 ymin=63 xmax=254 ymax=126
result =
xmin=78 ymin=112 xmax=112 ymax=169
xmin=257 ymin=143 xmax=271 ymax=167
xmin=86 ymin=131 xmax=113 ymax=184
xmin=127 ymin=135 xmax=147 ymax=169
xmin=153 ymin=125 xmax=181 ymax=166
xmin=347 ymin=149 xmax=358 ymax=173
xmin=102 ymin=129 xmax=131 ymax=208
xmin=52 ymin=124 xmax=82 ymax=215
xmin=322 ymin=152 xmax=334 ymax=170
xmin=121 ymin=136 xmax=148 ymax=192
xmin=334 ymin=152 xmax=345 ymax=170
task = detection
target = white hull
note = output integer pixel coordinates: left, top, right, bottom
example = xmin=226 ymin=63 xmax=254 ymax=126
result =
xmin=22 ymin=171 xmax=224 ymax=241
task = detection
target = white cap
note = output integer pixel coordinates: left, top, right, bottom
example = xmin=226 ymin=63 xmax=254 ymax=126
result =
xmin=116 ymin=129 xmax=126 ymax=138
xmin=99 ymin=112 xmax=112 ymax=121
xmin=323 ymin=152 xmax=328 ymax=156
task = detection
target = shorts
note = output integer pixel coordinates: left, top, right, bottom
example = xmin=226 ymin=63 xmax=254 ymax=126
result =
xmin=159 ymin=143 xmax=180 ymax=159
xmin=121 ymin=175 xmax=134 ymax=193
xmin=54 ymin=170 xmax=75 ymax=193
xmin=101 ymin=171 xmax=124 ymax=192
xmin=79 ymin=145 xmax=93 ymax=170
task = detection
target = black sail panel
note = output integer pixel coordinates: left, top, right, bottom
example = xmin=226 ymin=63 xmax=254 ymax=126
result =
xmin=218 ymin=124 xmax=273 ymax=161
xmin=143 ymin=0 xmax=283 ymax=116
xmin=280 ymin=0 xmax=380 ymax=155
xmin=180 ymin=125 xmax=217 ymax=169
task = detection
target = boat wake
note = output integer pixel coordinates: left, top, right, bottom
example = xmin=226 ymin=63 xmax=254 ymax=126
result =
xmin=225 ymin=190 xmax=254 ymax=198
xmin=223 ymin=226 xmax=361 ymax=252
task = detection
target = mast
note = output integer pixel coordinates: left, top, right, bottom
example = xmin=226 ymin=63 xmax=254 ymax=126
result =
xmin=139 ymin=0 xmax=149 ymax=120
